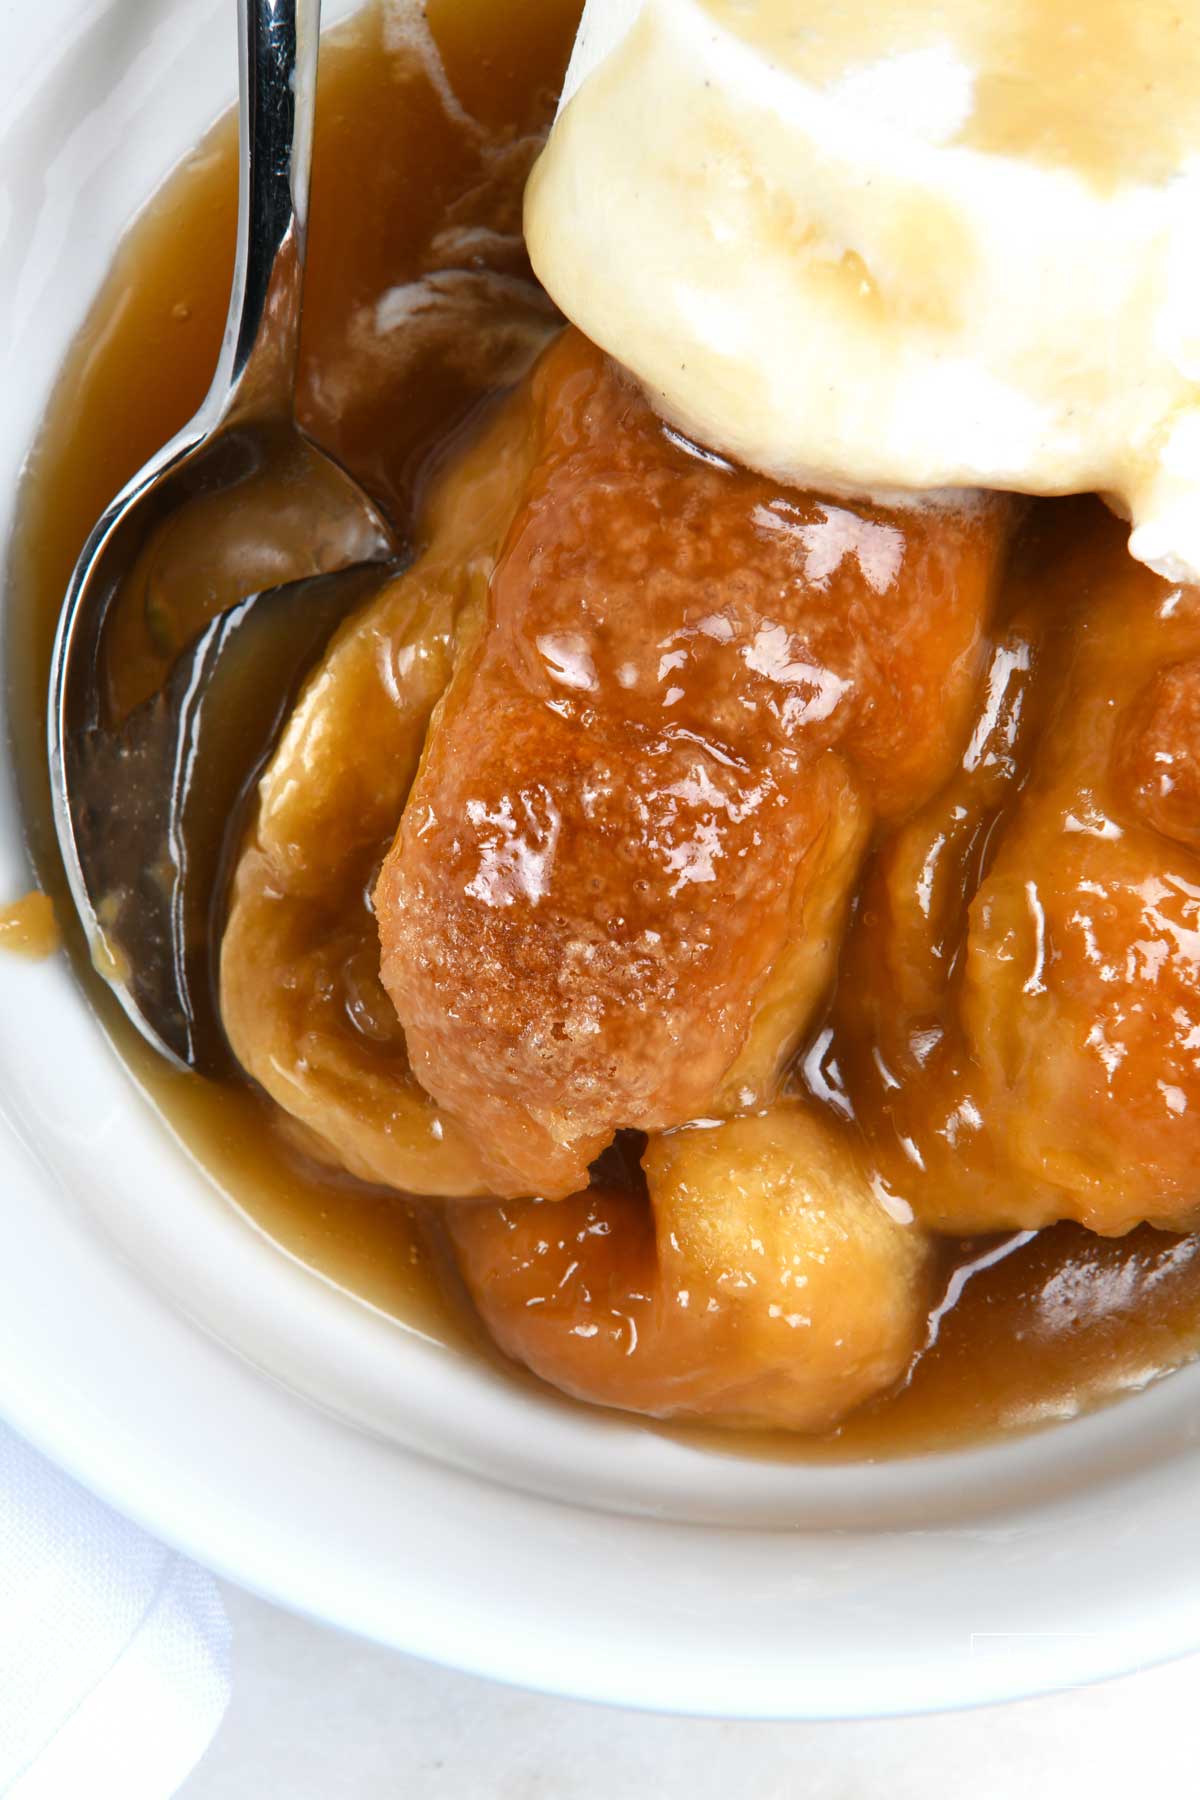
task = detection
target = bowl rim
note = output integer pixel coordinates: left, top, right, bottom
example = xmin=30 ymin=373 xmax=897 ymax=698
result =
xmin=4 ymin=0 xmax=1200 ymax=1722
xmin=2 ymin=1028 xmax=1200 ymax=1720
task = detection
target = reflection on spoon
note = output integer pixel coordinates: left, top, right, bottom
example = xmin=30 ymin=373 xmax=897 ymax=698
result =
xmin=69 ymin=564 xmax=394 ymax=1073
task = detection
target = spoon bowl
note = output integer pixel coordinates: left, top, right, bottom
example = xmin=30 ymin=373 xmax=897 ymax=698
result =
xmin=48 ymin=0 xmax=395 ymax=1068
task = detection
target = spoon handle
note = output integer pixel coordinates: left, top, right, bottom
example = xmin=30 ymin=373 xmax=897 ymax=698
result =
xmin=210 ymin=0 xmax=322 ymax=424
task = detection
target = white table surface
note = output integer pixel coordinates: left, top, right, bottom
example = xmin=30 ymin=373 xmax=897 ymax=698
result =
xmin=183 ymin=1582 xmax=1196 ymax=1797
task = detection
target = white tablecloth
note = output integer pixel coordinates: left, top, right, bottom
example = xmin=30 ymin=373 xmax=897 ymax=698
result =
xmin=0 ymin=1422 xmax=229 ymax=1798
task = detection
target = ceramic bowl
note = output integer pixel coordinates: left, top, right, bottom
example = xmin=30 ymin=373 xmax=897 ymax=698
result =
xmin=3 ymin=0 xmax=1200 ymax=1719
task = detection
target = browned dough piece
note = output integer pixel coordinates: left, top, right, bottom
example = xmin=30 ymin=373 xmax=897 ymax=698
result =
xmin=377 ymin=329 xmax=1013 ymax=1195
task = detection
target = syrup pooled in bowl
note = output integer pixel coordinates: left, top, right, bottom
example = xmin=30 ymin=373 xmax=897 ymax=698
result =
xmin=9 ymin=0 xmax=1200 ymax=1455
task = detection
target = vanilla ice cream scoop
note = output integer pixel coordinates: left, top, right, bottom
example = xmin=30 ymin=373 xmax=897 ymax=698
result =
xmin=525 ymin=0 xmax=1200 ymax=581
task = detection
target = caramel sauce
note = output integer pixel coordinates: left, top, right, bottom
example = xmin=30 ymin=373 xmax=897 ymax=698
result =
xmin=833 ymin=504 xmax=1200 ymax=1241
xmin=376 ymin=331 xmax=1011 ymax=1200
xmin=5 ymin=0 xmax=580 ymax=1338
xmin=0 ymin=892 xmax=60 ymax=960
xmin=8 ymin=0 xmax=1200 ymax=1456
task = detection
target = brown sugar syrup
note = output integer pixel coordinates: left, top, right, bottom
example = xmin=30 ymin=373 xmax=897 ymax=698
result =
xmin=8 ymin=0 xmax=1200 ymax=1458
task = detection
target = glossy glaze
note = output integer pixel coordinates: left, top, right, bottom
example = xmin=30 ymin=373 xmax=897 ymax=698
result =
xmin=12 ymin=0 xmax=1200 ymax=1452
xmin=834 ymin=503 xmax=1200 ymax=1235
xmin=221 ymin=392 xmax=542 ymax=1197
xmin=376 ymin=331 xmax=1013 ymax=1196
xmin=450 ymin=1106 xmax=934 ymax=1429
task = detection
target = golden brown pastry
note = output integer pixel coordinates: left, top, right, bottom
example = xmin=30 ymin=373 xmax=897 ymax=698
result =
xmin=375 ymin=330 xmax=1015 ymax=1197
xmin=836 ymin=504 xmax=1200 ymax=1235
xmin=450 ymin=1103 xmax=933 ymax=1429
xmin=220 ymin=393 xmax=536 ymax=1194
xmin=219 ymin=324 xmax=1200 ymax=1432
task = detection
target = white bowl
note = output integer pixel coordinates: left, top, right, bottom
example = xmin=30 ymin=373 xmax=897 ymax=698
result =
xmin=4 ymin=0 xmax=1200 ymax=1721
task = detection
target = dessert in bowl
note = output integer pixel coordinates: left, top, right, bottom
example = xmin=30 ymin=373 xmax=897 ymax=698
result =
xmin=5 ymin=0 xmax=1200 ymax=1713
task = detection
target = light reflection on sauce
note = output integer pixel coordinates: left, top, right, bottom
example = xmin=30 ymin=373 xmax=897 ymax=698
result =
xmin=8 ymin=0 xmax=1200 ymax=1458
xmin=0 ymin=892 xmax=60 ymax=960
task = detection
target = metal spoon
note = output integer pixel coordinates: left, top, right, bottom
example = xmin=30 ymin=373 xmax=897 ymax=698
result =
xmin=48 ymin=0 xmax=397 ymax=1072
